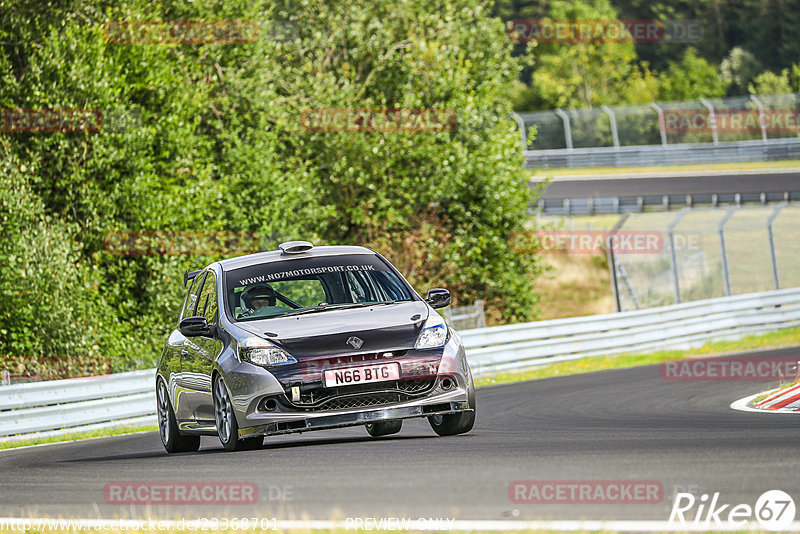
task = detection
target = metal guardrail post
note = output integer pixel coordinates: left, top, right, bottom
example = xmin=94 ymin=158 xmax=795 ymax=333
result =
xmin=718 ymin=207 xmax=738 ymax=296
xmin=749 ymin=95 xmax=768 ymax=142
xmin=650 ymin=103 xmax=668 ymax=146
xmin=699 ymin=98 xmax=719 ymax=145
xmin=474 ymin=300 xmax=486 ymax=328
xmin=767 ymin=202 xmax=788 ymax=289
xmin=554 ymin=108 xmax=573 ymax=150
xmin=601 ymin=105 xmax=620 ymax=148
xmin=607 ymin=213 xmax=630 ymax=312
xmin=511 ymin=112 xmax=528 ymax=150
xmin=668 ymin=208 xmax=690 ymax=304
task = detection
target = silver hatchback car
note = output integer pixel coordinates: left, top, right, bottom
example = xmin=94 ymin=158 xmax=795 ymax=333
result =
xmin=156 ymin=241 xmax=476 ymax=452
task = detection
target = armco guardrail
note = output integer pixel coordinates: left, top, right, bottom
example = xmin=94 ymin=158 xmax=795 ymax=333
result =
xmin=2 ymin=288 xmax=799 ymax=439
xmin=462 ymin=287 xmax=800 ymax=377
xmin=0 ymin=369 xmax=156 ymax=440
xmin=524 ymin=137 xmax=800 ymax=169
xmin=536 ymin=191 xmax=800 ymax=215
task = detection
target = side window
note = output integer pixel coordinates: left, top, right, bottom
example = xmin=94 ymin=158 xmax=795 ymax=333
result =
xmin=198 ymin=272 xmax=219 ymax=324
xmin=181 ymin=273 xmax=206 ymax=320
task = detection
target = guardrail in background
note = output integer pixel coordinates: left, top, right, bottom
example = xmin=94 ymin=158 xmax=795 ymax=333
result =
xmin=2 ymin=288 xmax=799 ymax=440
xmin=462 ymin=287 xmax=800 ymax=376
xmin=0 ymin=369 xmax=156 ymax=441
xmin=442 ymin=300 xmax=486 ymax=330
xmin=536 ymin=191 xmax=800 ymax=215
xmin=524 ymin=137 xmax=800 ymax=169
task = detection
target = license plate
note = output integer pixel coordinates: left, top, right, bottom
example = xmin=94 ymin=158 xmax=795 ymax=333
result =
xmin=323 ymin=363 xmax=400 ymax=387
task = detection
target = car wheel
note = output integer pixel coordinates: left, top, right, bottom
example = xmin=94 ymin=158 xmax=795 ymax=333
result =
xmin=429 ymin=373 xmax=476 ymax=436
xmin=157 ymin=379 xmax=200 ymax=453
xmin=365 ymin=420 xmax=402 ymax=437
xmin=213 ymin=374 xmax=263 ymax=452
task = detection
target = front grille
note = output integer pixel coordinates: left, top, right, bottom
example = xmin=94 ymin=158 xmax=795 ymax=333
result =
xmin=324 ymin=392 xmax=407 ymax=411
xmin=313 ymin=351 xmax=407 ymax=367
xmin=281 ymin=378 xmax=437 ymax=411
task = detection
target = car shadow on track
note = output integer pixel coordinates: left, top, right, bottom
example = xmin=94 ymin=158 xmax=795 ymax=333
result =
xmin=62 ymin=433 xmax=441 ymax=462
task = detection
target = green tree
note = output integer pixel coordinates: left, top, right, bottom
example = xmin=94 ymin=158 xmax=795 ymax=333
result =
xmin=527 ymin=0 xmax=654 ymax=109
xmin=268 ymin=0 xmax=542 ymax=321
xmin=657 ymin=47 xmax=728 ymax=101
xmin=720 ymin=47 xmax=763 ymax=96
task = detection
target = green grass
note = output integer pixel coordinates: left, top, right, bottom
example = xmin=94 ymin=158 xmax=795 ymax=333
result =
xmin=476 ymin=325 xmax=800 ymax=387
xmin=529 ymin=159 xmax=800 ymax=177
xmin=0 ymin=424 xmax=158 ymax=451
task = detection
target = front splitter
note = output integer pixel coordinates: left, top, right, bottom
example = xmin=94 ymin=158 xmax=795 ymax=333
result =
xmin=237 ymin=401 xmax=471 ymax=439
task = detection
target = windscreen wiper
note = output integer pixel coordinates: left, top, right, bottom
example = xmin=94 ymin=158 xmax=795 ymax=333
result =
xmin=279 ymin=301 xmax=397 ymax=317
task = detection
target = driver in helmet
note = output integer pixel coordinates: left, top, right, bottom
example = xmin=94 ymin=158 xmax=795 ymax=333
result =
xmin=240 ymin=284 xmax=279 ymax=318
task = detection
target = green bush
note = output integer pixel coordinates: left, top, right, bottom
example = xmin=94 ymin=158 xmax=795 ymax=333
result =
xmin=0 ymin=0 xmax=542 ymax=374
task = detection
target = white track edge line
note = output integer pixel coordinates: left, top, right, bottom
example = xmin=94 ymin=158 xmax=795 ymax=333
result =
xmin=3 ymin=517 xmax=800 ymax=532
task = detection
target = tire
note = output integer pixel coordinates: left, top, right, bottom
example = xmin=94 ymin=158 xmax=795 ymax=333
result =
xmin=428 ymin=372 xmax=476 ymax=437
xmin=213 ymin=374 xmax=263 ymax=452
xmin=157 ymin=379 xmax=201 ymax=453
xmin=365 ymin=419 xmax=402 ymax=437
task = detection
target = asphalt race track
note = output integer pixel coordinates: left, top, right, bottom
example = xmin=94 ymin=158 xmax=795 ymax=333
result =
xmin=1 ymin=347 xmax=799 ymax=523
xmin=537 ymin=171 xmax=800 ymax=199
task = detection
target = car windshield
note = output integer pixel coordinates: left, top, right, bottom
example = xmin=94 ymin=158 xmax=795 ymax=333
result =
xmin=225 ymin=254 xmax=414 ymax=321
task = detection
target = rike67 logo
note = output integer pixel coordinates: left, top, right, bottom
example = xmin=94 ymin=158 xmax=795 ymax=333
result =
xmin=670 ymin=490 xmax=795 ymax=531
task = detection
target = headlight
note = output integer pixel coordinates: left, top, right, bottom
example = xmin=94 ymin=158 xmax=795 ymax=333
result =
xmin=415 ymin=312 xmax=448 ymax=349
xmin=238 ymin=337 xmax=297 ymax=367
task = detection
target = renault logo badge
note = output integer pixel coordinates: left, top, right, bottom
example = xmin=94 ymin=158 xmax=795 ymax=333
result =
xmin=346 ymin=336 xmax=363 ymax=349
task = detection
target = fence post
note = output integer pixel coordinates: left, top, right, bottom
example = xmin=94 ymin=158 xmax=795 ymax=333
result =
xmin=601 ymin=105 xmax=620 ymax=148
xmin=718 ymin=207 xmax=738 ymax=296
xmin=668 ymin=208 xmax=690 ymax=304
xmin=767 ymin=203 xmax=788 ymax=289
xmin=474 ymin=300 xmax=486 ymax=328
xmin=699 ymin=98 xmax=719 ymax=145
xmin=607 ymin=213 xmax=630 ymax=312
xmin=510 ymin=112 xmax=528 ymax=151
xmin=650 ymin=102 xmax=668 ymax=146
xmin=554 ymin=108 xmax=573 ymax=150
xmin=0 ymin=371 xmax=9 ymax=387
xmin=749 ymin=95 xmax=768 ymax=142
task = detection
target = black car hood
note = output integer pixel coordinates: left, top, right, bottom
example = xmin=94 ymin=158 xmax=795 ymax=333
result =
xmin=237 ymin=301 xmax=430 ymax=357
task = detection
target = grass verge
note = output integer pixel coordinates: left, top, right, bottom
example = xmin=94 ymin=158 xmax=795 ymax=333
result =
xmin=475 ymin=325 xmax=800 ymax=387
xmin=529 ymin=159 xmax=800 ymax=177
xmin=0 ymin=424 xmax=158 ymax=451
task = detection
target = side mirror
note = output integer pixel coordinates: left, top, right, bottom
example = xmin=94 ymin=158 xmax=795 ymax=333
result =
xmin=179 ymin=316 xmax=214 ymax=338
xmin=425 ymin=288 xmax=451 ymax=309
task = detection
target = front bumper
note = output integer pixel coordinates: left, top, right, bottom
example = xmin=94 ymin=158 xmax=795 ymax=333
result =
xmin=219 ymin=332 xmax=472 ymax=426
xmin=238 ymin=394 xmax=472 ymax=439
